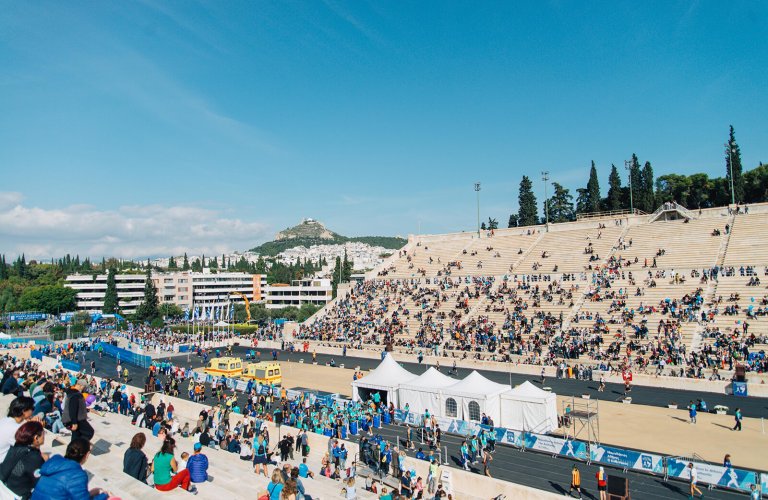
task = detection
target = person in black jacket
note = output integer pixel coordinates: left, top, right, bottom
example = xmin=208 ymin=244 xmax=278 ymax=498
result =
xmin=123 ymin=432 xmax=149 ymax=483
xmin=62 ymin=381 xmax=94 ymax=442
xmin=0 ymin=421 xmax=47 ymax=499
xmin=1 ymin=370 xmax=21 ymax=396
xmin=143 ymin=402 xmax=156 ymax=429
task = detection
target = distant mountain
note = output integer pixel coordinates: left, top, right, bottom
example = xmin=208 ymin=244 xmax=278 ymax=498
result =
xmin=250 ymin=218 xmax=407 ymax=256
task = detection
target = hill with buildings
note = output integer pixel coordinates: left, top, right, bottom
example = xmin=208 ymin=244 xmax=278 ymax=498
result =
xmin=250 ymin=218 xmax=406 ymax=256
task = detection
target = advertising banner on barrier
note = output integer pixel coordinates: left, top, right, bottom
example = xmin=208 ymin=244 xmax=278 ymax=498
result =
xmin=525 ymin=434 xmax=588 ymax=460
xmin=8 ymin=313 xmax=48 ymax=322
xmin=235 ymin=380 xmax=249 ymax=392
xmin=590 ymin=444 xmax=664 ymax=474
xmin=499 ymin=429 xmax=523 ymax=448
xmin=666 ymin=459 xmax=758 ymax=493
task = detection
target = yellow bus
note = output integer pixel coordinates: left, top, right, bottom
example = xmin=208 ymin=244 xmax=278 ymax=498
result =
xmin=240 ymin=362 xmax=282 ymax=385
xmin=203 ymin=357 xmax=243 ymax=378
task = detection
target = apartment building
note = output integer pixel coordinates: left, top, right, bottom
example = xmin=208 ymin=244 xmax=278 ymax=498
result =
xmin=65 ymin=270 xmax=268 ymax=314
xmin=64 ymin=273 xmax=147 ymax=315
xmin=264 ymin=278 xmax=333 ymax=309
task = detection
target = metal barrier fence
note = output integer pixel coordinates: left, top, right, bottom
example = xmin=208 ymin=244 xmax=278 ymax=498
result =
xmin=94 ymin=342 xmax=151 ymax=368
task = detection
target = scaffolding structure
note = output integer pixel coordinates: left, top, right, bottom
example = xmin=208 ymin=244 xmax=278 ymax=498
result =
xmin=561 ymin=396 xmax=600 ymax=446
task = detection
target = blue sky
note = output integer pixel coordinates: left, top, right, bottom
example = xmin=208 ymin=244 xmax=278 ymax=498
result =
xmin=1 ymin=1 xmax=766 ymax=259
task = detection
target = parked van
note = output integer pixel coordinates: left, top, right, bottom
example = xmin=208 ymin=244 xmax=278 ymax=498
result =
xmin=240 ymin=362 xmax=282 ymax=385
xmin=203 ymin=357 xmax=243 ymax=377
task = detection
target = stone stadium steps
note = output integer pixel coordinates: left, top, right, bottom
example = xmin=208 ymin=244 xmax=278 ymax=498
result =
xmin=723 ymin=213 xmax=768 ymax=266
xmin=615 ymin=218 xmax=726 ymax=270
xmin=704 ymin=277 xmax=767 ymax=336
xmin=512 ymin=226 xmax=623 ymax=274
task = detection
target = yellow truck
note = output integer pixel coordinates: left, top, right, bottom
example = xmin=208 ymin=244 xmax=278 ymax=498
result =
xmin=240 ymin=362 xmax=282 ymax=385
xmin=202 ymin=357 xmax=243 ymax=378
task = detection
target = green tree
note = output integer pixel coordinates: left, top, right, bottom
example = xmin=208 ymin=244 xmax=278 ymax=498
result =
xmin=487 ymin=217 xmax=498 ymax=230
xmin=545 ymin=183 xmax=575 ymax=223
xmin=182 ymin=253 xmax=190 ymax=271
xmin=605 ymin=164 xmax=623 ymax=211
xmin=102 ymin=267 xmax=119 ymax=314
xmin=507 ymin=214 xmax=518 ymax=228
xmin=743 ymin=163 xmax=768 ymax=203
xmin=159 ymin=302 xmax=184 ymax=318
xmin=586 ymin=161 xmax=601 ymax=212
xmin=297 ymin=303 xmax=320 ymax=322
xmin=191 ymin=258 xmax=202 ymax=272
xmin=518 ymin=175 xmax=538 ymax=226
xmin=168 ymin=256 xmax=178 ymax=270
xmin=135 ymin=269 xmax=160 ymax=322
xmin=18 ymin=285 xmax=78 ymax=314
xmin=641 ymin=161 xmax=655 ymax=211
xmin=725 ymin=125 xmax=745 ymax=204
xmin=0 ymin=255 xmax=7 ymax=280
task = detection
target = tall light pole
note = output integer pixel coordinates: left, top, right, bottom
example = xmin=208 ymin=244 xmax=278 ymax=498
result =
xmin=474 ymin=182 xmax=481 ymax=237
xmin=624 ymin=160 xmax=634 ymax=213
xmin=725 ymin=141 xmax=736 ymax=205
xmin=541 ymin=171 xmax=550 ymax=229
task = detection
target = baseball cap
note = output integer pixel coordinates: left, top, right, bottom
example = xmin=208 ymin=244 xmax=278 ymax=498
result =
xmin=193 ymin=442 xmax=202 ymax=451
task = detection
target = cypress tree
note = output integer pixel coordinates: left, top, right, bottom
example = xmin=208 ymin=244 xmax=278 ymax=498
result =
xmin=102 ymin=267 xmax=119 ymax=314
xmin=587 ymin=161 xmax=601 ymax=212
xmin=725 ymin=125 xmax=744 ymax=204
xmin=606 ymin=164 xmax=623 ymax=210
xmin=135 ymin=268 xmax=160 ymax=321
xmin=182 ymin=253 xmax=190 ymax=271
xmin=641 ymin=161 xmax=655 ymax=211
xmin=518 ymin=175 xmax=538 ymax=226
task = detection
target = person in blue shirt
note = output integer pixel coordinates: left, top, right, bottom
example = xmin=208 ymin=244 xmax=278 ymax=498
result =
xmin=187 ymin=443 xmax=209 ymax=483
xmin=298 ymin=457 xmax=314 ymax=478
xmin=152 ymin=420 xmax=162 ymax=437
xmin=688 ymin=401 xmax=697 ymax=424
xmin=415 ymin=447 xmax=426 ymax=460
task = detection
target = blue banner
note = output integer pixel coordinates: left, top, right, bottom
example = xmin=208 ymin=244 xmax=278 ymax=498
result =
xmin=95 ymin=342 xmax=151 ymax=368
xmin=8 ymin=313 xmax=48 ymax=322
xmin=525 ymin=434 xmax=588 ymax=460
xmin=732 ymin=382 xmax=748 ymax=397
xmin=590 ymin=444 xmax=664 ymax=474
xmin=30 ymin=350 xmax=43 ymax=361
xmin=666 ymin=459 xmax=758 ymax=492
xmin=61 ymin=360 xmax=81 ymax=372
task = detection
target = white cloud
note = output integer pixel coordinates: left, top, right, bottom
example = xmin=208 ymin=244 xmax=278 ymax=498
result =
xmin=0 ymin=193 xmax=271 ymax=260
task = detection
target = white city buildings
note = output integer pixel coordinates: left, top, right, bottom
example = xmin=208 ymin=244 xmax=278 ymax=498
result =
xmin=276 ymin=242 xmax=389 ymax=270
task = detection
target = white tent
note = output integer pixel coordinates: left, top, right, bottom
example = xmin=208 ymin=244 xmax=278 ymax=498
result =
xmin=351 ymin=353 xmax=416 ymax=407
xmin=500 ymin=381 xmax=558 ymax=434
xmin=398 ymin=367 xmax=457 ymax=416
xmin=440 ymin=371 xmax=510 ymax=424
xmin=214 ymin=321 xmax=229 ymax=327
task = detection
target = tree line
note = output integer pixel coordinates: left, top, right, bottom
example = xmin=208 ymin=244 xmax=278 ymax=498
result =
xmin=506 ymin=126 xmax=765 ymax=226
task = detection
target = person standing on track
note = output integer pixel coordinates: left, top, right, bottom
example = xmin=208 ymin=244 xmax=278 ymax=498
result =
xmin=688 ymin=462 xmax=704 ymax=498
xmin=568 ymin=464 xmax=582 ymax=499
xmin=481 ymin=447 xmax=492 ymax=478
xmin=733 ymin=408 xmax=742 ymax=431
xmin=595 ymin=466 xmax=607 ymax=500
